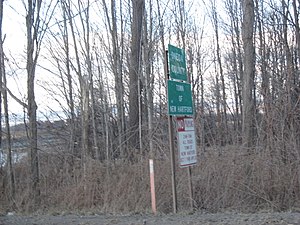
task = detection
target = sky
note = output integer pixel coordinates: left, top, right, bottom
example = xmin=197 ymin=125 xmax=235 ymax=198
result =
xmin=3 ymin=1 xmax=66 ymax=123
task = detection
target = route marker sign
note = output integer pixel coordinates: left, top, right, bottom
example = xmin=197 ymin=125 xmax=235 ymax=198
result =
xmin=168 ymin=44 xmax=187 ymax=81
xmin=177 ymin=117 xmax=197 ymax=167
xmin=167 ymin=80 xmax=193 ymax=116
xmin=166 ymin=44 xmax=196 ymax=213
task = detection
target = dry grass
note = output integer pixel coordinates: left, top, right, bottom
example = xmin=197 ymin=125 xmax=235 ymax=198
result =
xmin=1 ymin=144 xmax=300 ymax=214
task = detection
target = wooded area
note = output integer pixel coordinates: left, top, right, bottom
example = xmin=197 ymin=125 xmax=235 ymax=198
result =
xmin=1 ymin=0 xmax=300 ymax=213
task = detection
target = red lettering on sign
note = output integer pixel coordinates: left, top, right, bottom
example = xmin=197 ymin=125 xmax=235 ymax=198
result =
xmin=177 ymin=118 xmax=185 ymax=132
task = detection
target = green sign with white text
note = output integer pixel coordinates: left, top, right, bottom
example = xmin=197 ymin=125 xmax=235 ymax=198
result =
xmin=168 ymin=80 xmax=193 ymax=115
xmin=168 ymin=44 xmax=187 ymax=81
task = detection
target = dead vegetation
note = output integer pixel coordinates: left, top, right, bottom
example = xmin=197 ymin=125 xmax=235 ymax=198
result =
xmin=1 ymin=144 xmax=300 ymax=215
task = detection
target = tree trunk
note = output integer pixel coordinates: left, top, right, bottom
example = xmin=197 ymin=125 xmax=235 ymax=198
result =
xmin=61 ymin=1 xmax=76 ymax=158
xmin=0 ymin=0 xmax=15 ymax=202
xmin=26 ymin=0 xmax=41 ymax=207
xmin=3 ymin=60 xmax=15 ymax=203
xmin=65 ymin=0 xmax=87 ymax=175
xmin=129 ymin=0 xmax=144 ymax=154
xmin=102 ymin=0 xmax=126 ymax=158
xmin=211 ymin=1 xmax=228 ymax=145
xmin=242 ymin=0 xmax=255 ymax=149
xmin=95 ymin=53 xmax=109 ymax=161
xmin=143 ymin=0 xmax=154 ymax=156
xmin=255 ymin=0 xmax=272 ymax=150
xmin=0 ymin=0 xmax=2 ymax=172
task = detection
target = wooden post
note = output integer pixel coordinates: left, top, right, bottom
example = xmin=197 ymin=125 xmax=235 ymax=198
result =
xmin=165 ymin=49 xmax=178 ymax=214
xmin=188 ymin=166 xmax=194 ymax=211
xmin=168 ymin=116 xmax=177 ymax=213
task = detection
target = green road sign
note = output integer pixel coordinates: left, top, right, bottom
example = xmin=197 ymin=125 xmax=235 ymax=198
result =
xmin=168 ymin=44 xmax=187 ymax=81
xmin=168 ymin=80 xmax=193 ymax=115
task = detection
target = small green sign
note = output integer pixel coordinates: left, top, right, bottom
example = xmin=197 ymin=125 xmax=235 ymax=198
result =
xmin=168 ymin=80 xmax=193 ymax=115
xmin=168 ymin=44 xmax=187 ymax=81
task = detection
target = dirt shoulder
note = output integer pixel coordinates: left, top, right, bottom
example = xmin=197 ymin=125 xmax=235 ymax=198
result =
xmin=1 ymin=211 xmax=300 ymax=225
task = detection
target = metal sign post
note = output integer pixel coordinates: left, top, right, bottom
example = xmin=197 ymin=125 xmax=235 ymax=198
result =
xmin=166 ymin=44 xmax=197 ymax=213
xmin=168 ymin=115 xmax=177 ymax=213
xmin=165 ymin=48 xmax=178 ymax=214
xmin=177 ymin=117 xmax=197 ymax=210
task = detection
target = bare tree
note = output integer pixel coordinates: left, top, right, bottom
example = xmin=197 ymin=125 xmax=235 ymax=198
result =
xmin=0 ymin=0 xmax=2 ymax=172
xmin=101 ymin=0 xmax=126 ymax=158
xmin=143 ymin=0 xmax=154 ymax=156
xmin=0 ymin=0 xmax=15 ymax=202
xmin=225 ymin=0 xmax=243 ymax=144
xmin=241 ymin=0 xmax=255 ymax=148
xmin=129 ymin=0 xmax=144 ymax=155
xmin=77 ymin=0 xmax=92 ymax=181
xmin=26 ymin=0 xmax=41 ymax=206
xmin=61 ymin=0 xmax=77 ymax=157
xmin=25 ymin=0 xmax=57 ymax=207
xmin=210 ymin=0 xmax=228 ymax=145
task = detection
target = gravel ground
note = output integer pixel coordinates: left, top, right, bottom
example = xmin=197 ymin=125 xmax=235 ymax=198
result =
xmin=1 ymin=211 xmax=300 ymax=225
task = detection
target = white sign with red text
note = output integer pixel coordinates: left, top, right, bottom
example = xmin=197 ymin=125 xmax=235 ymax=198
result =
xmin=177 ymin=117 xmax=197 ymax=167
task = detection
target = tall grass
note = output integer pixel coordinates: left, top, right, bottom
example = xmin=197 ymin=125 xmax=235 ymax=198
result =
xmin=1 ymin=145 xmax=300 ymax=214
